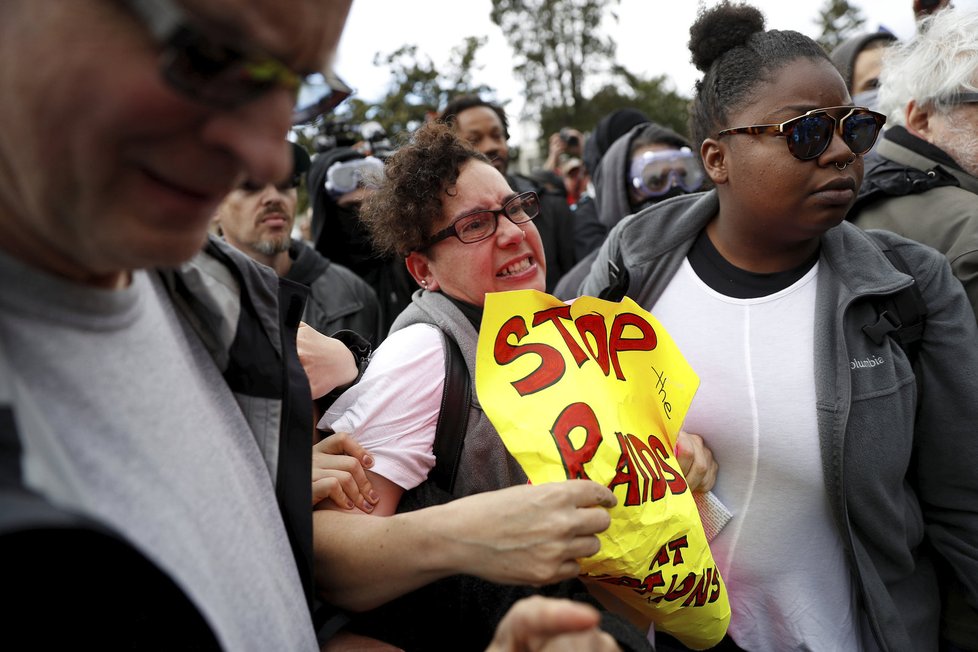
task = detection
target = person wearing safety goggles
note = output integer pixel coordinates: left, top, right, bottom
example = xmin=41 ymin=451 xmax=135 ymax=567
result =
xmin=580 ymin=3 xmax=978 ymax=652
xmin=553 ymin=122 xmax=706 ymax=300
xmin=309 ymin=147 xmax=415 ymax=338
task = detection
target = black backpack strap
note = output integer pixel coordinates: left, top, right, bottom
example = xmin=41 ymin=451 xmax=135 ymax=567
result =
xmin=861 ymin=244 xmax=927 ymax=366
xmin=597 ymin=250 xmax=630 ymax=302
xmin=429 ymin=329 xmax=470 ymax=494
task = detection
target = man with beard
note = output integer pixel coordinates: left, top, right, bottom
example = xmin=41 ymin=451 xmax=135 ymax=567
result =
xmin=849 ymin=5 xmax=978 ymax=324
xmin=216 ymin=142 xmax=382 ymax=345
xmin=439 ymin=96 xmax=579 ymax=292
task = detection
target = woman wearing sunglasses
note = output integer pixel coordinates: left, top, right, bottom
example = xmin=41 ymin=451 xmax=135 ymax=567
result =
xmin=581 ymin=3 xmax=978 ymax=651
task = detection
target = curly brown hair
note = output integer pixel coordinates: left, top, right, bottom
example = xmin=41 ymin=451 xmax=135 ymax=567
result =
xmin=360 ymin=121 xmax=490 ymax=257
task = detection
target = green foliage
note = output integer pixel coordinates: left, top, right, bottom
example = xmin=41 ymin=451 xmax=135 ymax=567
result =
xmin=539 ymin=69 xmax=691 ymax=156
xmin=490 ymin=0 xmax=619 ymax=115
xmin=295 ymin=39 xmax=496 ymax=153
xmin=815 ymin=0 xmax=867 ymax=53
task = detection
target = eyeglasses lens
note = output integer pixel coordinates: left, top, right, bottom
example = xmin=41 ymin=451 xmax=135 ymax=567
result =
xmin=511 ymin=193 xmax=540 ymax=220
xmin=293 ymin=72 xmax=351 ymax=125
xmin=788 ymin=115 xmax=834 ymax=160
xmin=843 ymin=113 xmax=880 ymax=155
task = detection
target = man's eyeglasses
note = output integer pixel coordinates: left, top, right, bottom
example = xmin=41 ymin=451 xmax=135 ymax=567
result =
xmin=629 ymin=148 xmax=705 ymax=200
xmin=944 ymin=91 xmax=978 ymax=105
xmin=240 ymin=174 xmax=301 ymax=194
xmin=421 ymin=192 xmax=540 ymax=249
xmin=124 ymin=0 xmax=352 ymax=125
xmin=718 ymin=106 xmax=886 ymax=161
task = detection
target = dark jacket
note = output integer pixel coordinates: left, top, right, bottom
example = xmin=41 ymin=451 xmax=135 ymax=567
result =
xmin=308 ymin=147 xmax=415 ymax=337
xmin=849 ymin=126 xmax=978 ymax=323
xmin=285 ymin=240 xmax=383 ymax=345
xmin=509 ymin=173 xmax=578 ymax=293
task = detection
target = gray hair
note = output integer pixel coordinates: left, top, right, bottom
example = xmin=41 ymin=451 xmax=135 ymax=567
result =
xmin=878 ymin=6 xmax=978 ymax=127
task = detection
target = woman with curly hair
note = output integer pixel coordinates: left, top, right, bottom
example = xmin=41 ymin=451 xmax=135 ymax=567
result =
xmin=581 ymin=2 xmax=978 ymax=651
xmin=310 ymin=119 xmax=666 ymax=651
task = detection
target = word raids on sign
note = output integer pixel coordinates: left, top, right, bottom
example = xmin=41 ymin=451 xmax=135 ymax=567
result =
xmin=492 ymin=304 xmax=686 ymax=507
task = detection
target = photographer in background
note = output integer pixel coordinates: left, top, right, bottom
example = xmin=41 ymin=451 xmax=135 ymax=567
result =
xmin=544 ymin=126 xmax=585 ymax=175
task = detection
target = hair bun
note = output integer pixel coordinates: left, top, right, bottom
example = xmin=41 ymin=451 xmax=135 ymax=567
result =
xmin=688 ymin=1 xmax=766 ymax=72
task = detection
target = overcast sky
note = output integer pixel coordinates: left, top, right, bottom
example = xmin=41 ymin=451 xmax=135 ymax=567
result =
xmin=332 ymin=0 xmax=976 ymax=146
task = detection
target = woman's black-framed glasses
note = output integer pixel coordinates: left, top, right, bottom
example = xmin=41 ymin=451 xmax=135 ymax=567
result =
xmin=718 ymin=106 xmax=886 ymax=161
xmin=422 ymin=192 xmax=540 ymax=249
xmin=124 ymin=0 xmax=352 ymax=125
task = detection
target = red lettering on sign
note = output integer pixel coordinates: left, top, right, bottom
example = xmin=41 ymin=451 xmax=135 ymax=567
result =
xmin=550 ymin=402 xmax=602 ymax=480
xmin=626 ymin=434 xmax=667 ymax=502
xmin=649 ymin=435 xmax=688 ymax=496
xmin=608 ymin=313 xmax=657 ymax=380
xmin=533 ymin=306 xmax=589 ymax=367
xmin=607 ymin=433 xmax=688 ymax=505
xmin=682 ymin=567 xmax=716 ymax=607
xmin=608 ymin=432 xmax=643 ymax=506
xmin=574 ymin=312 xmax=611 ymax=376
xmin=493 ymin=315 xmax=565 ymax=396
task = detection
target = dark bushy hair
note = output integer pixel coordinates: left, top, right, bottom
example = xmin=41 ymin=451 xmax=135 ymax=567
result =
xmin=439 ymin=95 xmax=510 ymax=140
xmin=360 ymin=121 xmax=489 ymax=257
xmin=687 ymin=1 xmax=830 ymax=147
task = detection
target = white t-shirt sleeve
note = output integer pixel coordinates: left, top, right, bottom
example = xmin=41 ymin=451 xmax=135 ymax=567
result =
xmin=318 ymin=323 xmax=445 ymax=490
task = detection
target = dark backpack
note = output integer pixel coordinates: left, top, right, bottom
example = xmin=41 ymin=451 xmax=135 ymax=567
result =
xmin=428 ymin=330 xmax=470 ymax=493
xmin=860 ymin=243 xmax=927 ymax=367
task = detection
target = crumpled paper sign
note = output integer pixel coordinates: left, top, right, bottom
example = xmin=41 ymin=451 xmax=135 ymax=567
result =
xmin=476 ymin=289 xmax=730 ymax=649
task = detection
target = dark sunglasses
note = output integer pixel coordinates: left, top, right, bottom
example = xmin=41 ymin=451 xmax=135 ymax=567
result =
xmin=123 ymin=0 xmax=352 ymax=125
xmin=421 ymin=192 xmax=540 ymax=250
xmin=240 ymin=174 xmax=301 ymax=193
xmin=718 ymin=106 xmax=886 ymax=161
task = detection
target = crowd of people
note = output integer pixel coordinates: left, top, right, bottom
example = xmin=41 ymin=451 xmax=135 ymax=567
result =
xmin=1 ymin=0 xmax=976 ymax=650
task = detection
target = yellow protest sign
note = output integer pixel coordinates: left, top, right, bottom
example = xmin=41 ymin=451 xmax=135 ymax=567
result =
xmin=476 ymin=289 xmax=730 ymax=649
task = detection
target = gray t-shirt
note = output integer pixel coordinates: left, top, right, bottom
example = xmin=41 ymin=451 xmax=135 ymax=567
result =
xmin=0 ymin=251 xmax=316 ymax=651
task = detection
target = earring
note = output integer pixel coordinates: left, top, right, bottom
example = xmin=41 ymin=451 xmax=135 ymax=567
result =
xmin=421 ymin=279 xmax=428 ymax=289
xmin=835 ymin=154 xmax=857 ymax=171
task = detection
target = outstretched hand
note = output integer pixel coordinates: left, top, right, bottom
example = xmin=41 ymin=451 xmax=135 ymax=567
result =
xmin=313 ymin=432 xmax=380 ymax=512
xmin=442 ymin=480 xmax=616 ymax=587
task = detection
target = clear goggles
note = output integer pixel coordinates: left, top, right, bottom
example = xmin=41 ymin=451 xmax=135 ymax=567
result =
xmin=324 ymin=156 xmax=386 ymax=196
xmin=629 ymin=148 xmax=705 ymax=200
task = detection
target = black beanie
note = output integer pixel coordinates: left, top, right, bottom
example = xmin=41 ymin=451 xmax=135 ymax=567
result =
xmin=583 ymin=108 xmax=650 ymax=177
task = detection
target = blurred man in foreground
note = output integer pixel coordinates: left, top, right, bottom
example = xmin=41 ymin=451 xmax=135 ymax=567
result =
xmin=0 ymin=0 xmax=621 ymax=648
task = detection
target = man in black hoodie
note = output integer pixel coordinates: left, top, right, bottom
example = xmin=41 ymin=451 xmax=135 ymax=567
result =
xmin=308 ymin=145 xmax=415 ymax=338
xmin=216 ymin=142 xmax=383 ymax=345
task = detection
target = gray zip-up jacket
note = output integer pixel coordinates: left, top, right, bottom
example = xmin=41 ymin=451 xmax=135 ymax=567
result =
xmin=581 ymin=190 xmax=978 ymax=651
